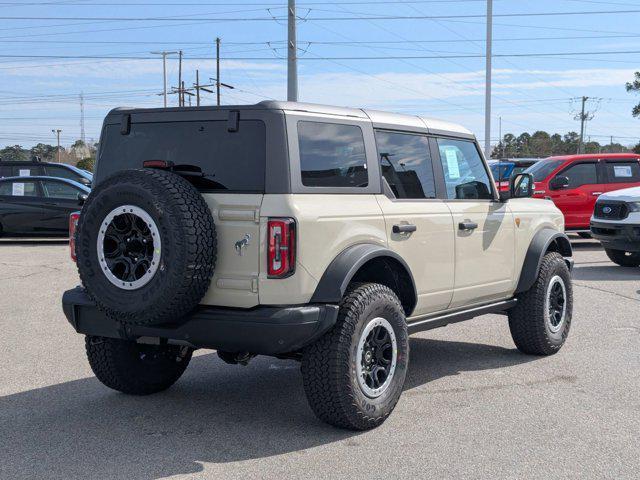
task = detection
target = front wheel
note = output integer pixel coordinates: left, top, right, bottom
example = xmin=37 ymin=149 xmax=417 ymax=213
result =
xmin=508 ymin=252 xmax=573 ymax=355
xmin=604 ymin=248 xmax=640 ymax=267
xmin=301 ymin=283 xmax=409 ymax=430
xmin=86 ymin=336 xmax=192 ymax=395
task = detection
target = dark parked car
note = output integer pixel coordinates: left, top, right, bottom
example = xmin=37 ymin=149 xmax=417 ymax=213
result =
xmin=0 ymin=176 xmax=89 ymax=236
xmin=0 ymin=160 xmax=92 ymax=186
xmin=489 ymin=158 xmax=540 ymax=192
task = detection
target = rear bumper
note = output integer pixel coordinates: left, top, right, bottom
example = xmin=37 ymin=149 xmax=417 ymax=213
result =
xmin=590 ymin=220 xmax=640 ymax=252
xmin=62 ymin=287 xmax=339 ymax=355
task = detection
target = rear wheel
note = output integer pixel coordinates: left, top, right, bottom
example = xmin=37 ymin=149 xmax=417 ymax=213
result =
xmin=604 ymin=248 xmax=640 ymax=267
xmin=508 ymin=252 xmax=573 ymax=355
xmin=86 ymin=336 xmax=192 ymax=395
xmin=301 ymin=283 xmax=409 ymax=430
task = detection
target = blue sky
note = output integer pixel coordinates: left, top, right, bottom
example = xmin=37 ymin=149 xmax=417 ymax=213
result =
xmin=1 ymin=0 xmax=639 ymax=150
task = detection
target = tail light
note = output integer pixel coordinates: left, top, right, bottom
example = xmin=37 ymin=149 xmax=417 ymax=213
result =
xmin=267 ymin=217 xmax=296 ymax=278
xmin=69 ymin=211 xmax=80 ymax=262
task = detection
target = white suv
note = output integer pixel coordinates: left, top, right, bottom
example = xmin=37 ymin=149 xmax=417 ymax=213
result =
xmin=590 ymin=186 xmax=640 ymax=267
xmin=62 ymin=101 xmax=574 ymax=430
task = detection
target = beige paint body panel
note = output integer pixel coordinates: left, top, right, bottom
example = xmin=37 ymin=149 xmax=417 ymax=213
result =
xmin=447 ymin=201 xmax=515 ymax=308
xmin=200 ymin=193 xmax=263 ymax=308
xmin=375 ymin=195 xmax=455 ymax=314
xmin=508 ymin=197 xmax=565 ymax=293
xmin=258 ymin=194 xmax=387 ymax=305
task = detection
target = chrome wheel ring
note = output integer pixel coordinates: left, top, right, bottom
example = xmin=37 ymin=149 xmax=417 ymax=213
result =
xmin=97 ymin=205 xmax=161 ymax=290
xmin=356 ymin=317 xmax=398 ymax=398
xmin=546 ymin=275 xmax=567 ymax=333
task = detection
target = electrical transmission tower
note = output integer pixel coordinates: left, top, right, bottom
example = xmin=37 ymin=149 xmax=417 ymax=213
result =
xmin=79 ymin=92 xmax=85 ymax=144
xmin=572 ymin=96 xmax=601 ymax=154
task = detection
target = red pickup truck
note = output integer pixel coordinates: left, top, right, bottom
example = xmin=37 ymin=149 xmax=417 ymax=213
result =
xmin=527 ymin=153 xmax=640 ymax=232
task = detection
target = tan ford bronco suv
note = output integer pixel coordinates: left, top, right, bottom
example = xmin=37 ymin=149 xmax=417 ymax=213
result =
xmin=63 ymin=101 xmax=574 ymax=430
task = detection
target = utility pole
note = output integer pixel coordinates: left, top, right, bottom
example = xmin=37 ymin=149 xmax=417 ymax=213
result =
xmin=178 ymin=50 xmax=183 ymax=106
xmin=484 ymin=0 xmax=493 ymax=158
xmin=51 ymin=129 xmax=61 ymax=163
xmin=195 ymin=69 xmax=200 ymax=106
xmin=575 ymin=95 xmax=594 ymax=154
xmin=498 ymin=115 xmax=502 ymax=158
xmin=79 ymin=92 xmax=85 ymax=144
xmin=216 ymin=37 xmax=221 ymax=106
xmin=151 ymin=51 xmax=177 ymax=107
xmin=287 ymin=0 xmax=298 ymax=101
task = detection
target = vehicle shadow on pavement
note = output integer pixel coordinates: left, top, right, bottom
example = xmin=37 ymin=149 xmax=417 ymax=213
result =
xmin=0 ymin=338 xmax=535 ymax=480
xmin=572 ymin=265 xmax=639 ymax=281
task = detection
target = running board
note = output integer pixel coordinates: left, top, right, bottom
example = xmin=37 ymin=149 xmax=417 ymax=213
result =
xmin=407 ymin=299 xmax=517 ymax=334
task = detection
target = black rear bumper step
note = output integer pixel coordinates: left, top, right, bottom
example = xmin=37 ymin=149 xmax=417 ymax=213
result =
xmin=62 ymin=287 xmax=339 ymax=355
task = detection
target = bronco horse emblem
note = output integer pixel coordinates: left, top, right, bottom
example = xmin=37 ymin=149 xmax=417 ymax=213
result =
xmin=234 ymin=233 xmax=251 ymax=256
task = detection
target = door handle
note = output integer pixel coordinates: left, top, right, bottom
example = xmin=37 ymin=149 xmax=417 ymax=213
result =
xmin=458 ymin=221 xmax=478 ymax=231
xmin=591 ymin=192 xmax=603 ymax=196
xmin=392 ymin=224 xmax=417 ymax=234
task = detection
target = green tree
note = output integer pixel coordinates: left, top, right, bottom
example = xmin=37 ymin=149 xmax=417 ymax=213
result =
xmin=76 ymin=157 xmax=95 ymax=172
xmin=0 ymin=145 xmax=27 ymax=161
xmin=626 ymin=71 xmax=640 ymax=117
xmin=30 ymin=143 xmax=56 ymax=161
xmin=633 ymin=142 xmax=640 ymax=154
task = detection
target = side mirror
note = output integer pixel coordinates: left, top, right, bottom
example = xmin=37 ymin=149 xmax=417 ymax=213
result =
xmin=77 ymin=193 xmax=88 ymax=205
xmin=510 ymin=173 xmax=534 ymax=199
xmin=549 ymin=175 xmax=569 ymax=190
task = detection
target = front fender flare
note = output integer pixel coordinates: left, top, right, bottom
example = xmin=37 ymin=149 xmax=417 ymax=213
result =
xmin=515 ymin=228 xmax=572 ymax=294
xmin=310 ymin=243 xmax=417 ymax=308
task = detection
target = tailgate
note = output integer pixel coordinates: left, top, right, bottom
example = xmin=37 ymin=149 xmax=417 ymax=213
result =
xmin=200 ymin=193 xmax=263 ymax=308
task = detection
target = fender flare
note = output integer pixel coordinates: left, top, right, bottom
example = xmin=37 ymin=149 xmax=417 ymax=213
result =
xmin=515 ymin=228 xmax=573 ymax=294
xmin=310 ymin=243 xmax=417 ymax=309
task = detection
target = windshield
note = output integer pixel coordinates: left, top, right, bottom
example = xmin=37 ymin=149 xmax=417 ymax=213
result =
xmin=525 ymin=159 xmax=564 ymax=182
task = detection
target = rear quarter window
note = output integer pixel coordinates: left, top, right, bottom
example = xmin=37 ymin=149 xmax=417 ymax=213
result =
xmin=298 ymin=121 xmax=368 ymax=188
xmin=97 ymin=120 xmax=266 ymax=192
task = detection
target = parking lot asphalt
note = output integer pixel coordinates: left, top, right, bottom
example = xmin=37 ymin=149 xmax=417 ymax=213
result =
xmin=0 ymin=237 xmax=638 ymax=480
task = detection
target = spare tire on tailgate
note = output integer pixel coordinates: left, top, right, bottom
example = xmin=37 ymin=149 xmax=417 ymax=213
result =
xmin=76 ymin=168 xmax=216 ymax=326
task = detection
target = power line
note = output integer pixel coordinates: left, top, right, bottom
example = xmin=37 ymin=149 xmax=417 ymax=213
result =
xmin=4 ymin=9 xmax=640 ymax=21
xmin=2 ymin=49 xmax=640 ymax=60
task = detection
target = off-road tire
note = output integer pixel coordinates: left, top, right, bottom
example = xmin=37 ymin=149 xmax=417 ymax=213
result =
xmin=301 ymin=283 xmax=409 ymax=430
xmin=604 ymin=248 xmax=640 ymax=267
xmin=76 ymin=168 xmax=216 ymax=326
xmin=508 ymin=252 xmax=573 ymax=355
xmin=85 ymin=336 xmax=192 ymax=395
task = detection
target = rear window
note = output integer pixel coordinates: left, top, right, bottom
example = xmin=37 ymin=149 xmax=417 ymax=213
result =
xmin=605 ymin=161 xmax=640 ymax=183
xmin=98 ymin=120 xmax=266 ymax=192
xmin=525 ymin=159 xmax=564 ymax=182
xmin=298 ymin=121 xmax=368 ymax=188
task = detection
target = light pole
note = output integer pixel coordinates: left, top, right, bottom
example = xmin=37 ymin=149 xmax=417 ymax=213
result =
xmin=287 ymin=0 xmax=298 ymax=101
xmin=151 ymin=51 xmax=178 ymax=107
xmin=51 ymin=129 xmax=61 ymax=163
xmin=484 ymin=0 xmax=493 ymax=158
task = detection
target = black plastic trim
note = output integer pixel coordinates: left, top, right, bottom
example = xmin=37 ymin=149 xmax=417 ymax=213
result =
xmin=62 ymin=287 xmax=339 ymax=355
xmin=407 ymin=299 xmax=517 ymax=333
xmin=515 ymin=228 xmax=573 ymax=294
xmin=309 ymin=243 xmax=417 ymax=310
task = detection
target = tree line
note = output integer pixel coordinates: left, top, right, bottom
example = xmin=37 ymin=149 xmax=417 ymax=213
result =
xmin=491 ymin=131 xmax=640 ymax=159
xmin=0 ymin=140 xmax=97 ymax=171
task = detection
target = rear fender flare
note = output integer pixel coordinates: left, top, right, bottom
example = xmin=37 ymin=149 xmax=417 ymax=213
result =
xmin=310 ymin=243 xmax=417 ymax=312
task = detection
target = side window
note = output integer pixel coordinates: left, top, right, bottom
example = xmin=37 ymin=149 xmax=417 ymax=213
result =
xmin=561 ymin=163 xmax=598 ymax=188
xmin=605 ymin=161 xmax=640 ymax=183
xmin=12 ymin=165 xmax=40 ymax=177
xmin=436 ymin=138 xmax=493 ymax=200
xmin=375 ymin=130 xmax=435 ymax=199
xmin=298 ymin=121 xmax=368 ymax=188
xmin=42 ymin=181 xmax=80 ymax=200
xmin=4 ymin=180 xmax=39 ymax=197
xmin=44 ymin=165 xmax=79 ymax=181
xmin=0 ymin=166 xmax=12 ymax=178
